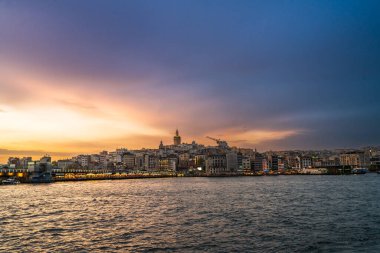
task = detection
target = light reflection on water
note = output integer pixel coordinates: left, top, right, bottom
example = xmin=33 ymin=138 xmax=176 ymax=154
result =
xmin=1 ymin=175 xmax=380 ymax=252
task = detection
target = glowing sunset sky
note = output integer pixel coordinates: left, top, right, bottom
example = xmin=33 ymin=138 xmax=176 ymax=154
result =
xmin=1 ymin=0 xmax=380 ymax=162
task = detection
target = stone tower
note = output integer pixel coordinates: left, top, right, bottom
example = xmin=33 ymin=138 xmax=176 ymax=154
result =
xmin=173 ymin=129 xmax=181 ymax=146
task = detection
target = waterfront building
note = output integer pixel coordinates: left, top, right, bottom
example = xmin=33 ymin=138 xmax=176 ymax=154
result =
xmin=286 ymin=156 xmax=301 ymax=169
xmin=89 ymin=161 xmax=102 ymax=170
xmin=77 ymin=155 xmax=91 ymax=168
xmin=262 ymin=158 xmax=269 ymax=170
xmin=122 ymin=152 xmax=135 ymax=169
xmin=134 ymin=153 xmax=145 ymax=170
xmin=57 ymin=159 xmax=74 ymax=170
xmin=301 ymin=156 xmax=312 ymax=169
xmin=144 ymin=154 xmax=159 ymax=171
xmin=108 ymin=151 xmax=117 ymax=163
xmin=267 ymin=155 xmax=279 ymax=170
xmin=312 ymin=157 xmax=323 ymax=168
xmin=237 ymin=151 xmax=243 ymax=171
xmin=321 ymin=157 xmax=340 ymax=167
xmin=90 ymin=154 xmax=100 ymax=163
xmin=242 ymin=157 xmax=251 ymax=173
xmin=206 ymin=154 xmax=227 ymax=174
xmin=370 ymin=156 xmax=380 ymax=165
xmin=178 ymin=152 xmax=190 ymax=170
xmin=116 ymin=148 xmax=128 ymax=163
xmin=169 ymin=158 xmax=177 ymax=172
xmin=99 ymin=151 xmax=108 ymax=168
xmin=278 ymin=157 xmax=285 ymax=171
xmin=159 ymin=157 xmax=177 ymax=172
xmin=340 ymin=151 xmax=368 ymax=167
xmin=253 ymin=153 xmax=264 ymax=172
xmin=370 ymin=156 xmax=380 ymax=170
xmin=226 ymin=152 xmax=238 ymax=172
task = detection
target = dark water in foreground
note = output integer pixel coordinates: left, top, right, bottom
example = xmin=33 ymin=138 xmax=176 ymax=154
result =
xmin=1 ymin=175 xmax=380 ymax=252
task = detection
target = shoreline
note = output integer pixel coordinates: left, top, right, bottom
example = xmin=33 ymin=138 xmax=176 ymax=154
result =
xmin=1 ymin=172 xmax=377 ymax=185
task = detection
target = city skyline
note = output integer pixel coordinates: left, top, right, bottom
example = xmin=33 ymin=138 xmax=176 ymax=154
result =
xmin=1 ymin=127 xmax=378 ymax=164
xmin=1 ymin=0 xmax=380 ymax=162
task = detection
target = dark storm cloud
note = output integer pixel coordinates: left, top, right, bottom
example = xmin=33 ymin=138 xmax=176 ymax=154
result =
xmin=1 ymin=0 xmax=380 ymax=148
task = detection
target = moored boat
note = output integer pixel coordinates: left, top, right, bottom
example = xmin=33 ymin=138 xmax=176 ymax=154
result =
xmin=352 ymin=168 xmax=368 ymax=174
xmin=1 ymin=178 xmax=21 ymax=185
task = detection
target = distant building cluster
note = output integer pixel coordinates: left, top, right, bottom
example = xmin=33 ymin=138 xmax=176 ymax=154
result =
xmin=2 ymin=129 xmax=380 ymax=175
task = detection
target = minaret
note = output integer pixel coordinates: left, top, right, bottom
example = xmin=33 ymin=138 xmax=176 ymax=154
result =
xmin=173 ymin=128 xmax=181 ymax=145
xmin=159 ymin=140 xmax=164 ymax=149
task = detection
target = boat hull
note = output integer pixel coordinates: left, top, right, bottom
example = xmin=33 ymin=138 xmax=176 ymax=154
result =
xmin=352 ymin=168 xmax=368 ymax=174
xmin=1 ymin=179 xmax=21 ymax=185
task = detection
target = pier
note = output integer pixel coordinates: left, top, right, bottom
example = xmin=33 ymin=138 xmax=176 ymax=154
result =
xmin=0 ymin=167 xmax=179 ymax=183
xmin=1 ymin=166 xmax=369 ymax=184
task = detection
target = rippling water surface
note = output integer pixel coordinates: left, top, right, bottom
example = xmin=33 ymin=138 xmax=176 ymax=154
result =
xmin=1 ymin=175 xmax=380 ymax=252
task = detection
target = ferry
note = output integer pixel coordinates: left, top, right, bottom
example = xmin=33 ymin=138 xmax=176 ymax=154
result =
xmin=1 ymin=178 xmax=21 ymax=185
xmin=351 ymin=168 xmax=368 ymax=174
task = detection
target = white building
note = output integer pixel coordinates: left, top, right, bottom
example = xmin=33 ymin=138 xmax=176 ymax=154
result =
xmin=301 ymin=156 xmax=312 ymax=169
xmin=206 ymin=155 xmax=227 ymax=174
xmin=242 ymin=157 xmax=251 ymax=173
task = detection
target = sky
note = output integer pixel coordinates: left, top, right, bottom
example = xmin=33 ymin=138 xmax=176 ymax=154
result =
xmin=1 ymin=0 xmax=380 ymax=162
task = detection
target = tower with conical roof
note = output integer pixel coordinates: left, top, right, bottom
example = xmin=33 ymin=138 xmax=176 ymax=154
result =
xmin=159 ymin=140 xmax=164 ymax=149
xmin=173 ymin=128 xmax=181 ymax=146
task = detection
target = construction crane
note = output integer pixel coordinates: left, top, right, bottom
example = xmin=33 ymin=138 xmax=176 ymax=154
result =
xmin=206 ymin=136 xmax=229 ymax=149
